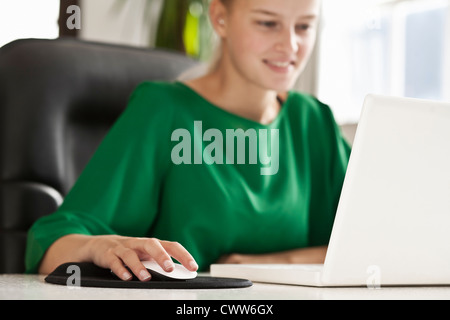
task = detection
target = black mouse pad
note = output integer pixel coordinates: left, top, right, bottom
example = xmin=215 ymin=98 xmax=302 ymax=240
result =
xmin=45 ymin=262 xmax=253 ymax=289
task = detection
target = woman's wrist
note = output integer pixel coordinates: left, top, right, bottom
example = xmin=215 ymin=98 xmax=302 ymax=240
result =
xmin=218 ymin=246 xmax=328 ymax=265
xmin=38 ymin=234 xmax=93 ymax=274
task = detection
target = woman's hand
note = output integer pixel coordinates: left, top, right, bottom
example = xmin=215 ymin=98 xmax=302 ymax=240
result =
xmin=88 ymin=235 xmax=199 ymax=281
xmin=39 ymin=234 xmax=198 ymax=281
xmin=217 ymin=246 xmax=328 ymax=265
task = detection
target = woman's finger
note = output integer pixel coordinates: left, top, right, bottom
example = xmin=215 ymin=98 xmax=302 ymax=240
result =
xmin=114 ymin=246 xmax=151 ymax=281
xmin=161 ymin=240 xmax=199 ymax=271
xmin=128 ymin=238 xmax=198 ymax=272
xmin=107 ymin=252 xmax=133 ymax=281
xmin=129 ymin=238 xmax=175 ymax=272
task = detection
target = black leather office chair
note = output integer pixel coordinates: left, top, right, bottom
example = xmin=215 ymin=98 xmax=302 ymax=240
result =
xmin=0 ymin=38 xmax=198 ymax=273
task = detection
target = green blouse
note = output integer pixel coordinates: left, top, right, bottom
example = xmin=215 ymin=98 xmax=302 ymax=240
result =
xmin=25 ymin=81 xmax=351 ymax=273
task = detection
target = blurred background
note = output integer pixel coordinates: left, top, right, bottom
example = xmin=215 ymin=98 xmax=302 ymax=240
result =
xmin=0 ymin=0 xmax=449 ymax=124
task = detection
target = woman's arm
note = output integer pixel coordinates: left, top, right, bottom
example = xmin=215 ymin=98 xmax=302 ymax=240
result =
xmin=28 ymin=84 xmax=190 ymax=278
xmin=217 ymin=246 xmax=328 ymax=265
xmin=38 ymin=234 xmax=198 ymax=281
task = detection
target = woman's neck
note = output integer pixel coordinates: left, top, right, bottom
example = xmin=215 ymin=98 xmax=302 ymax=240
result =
xmin=185 ymin=59 xmax=283 ymax=125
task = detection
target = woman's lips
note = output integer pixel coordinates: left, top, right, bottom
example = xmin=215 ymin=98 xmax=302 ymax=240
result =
xmin=263 ymin=59 xmax=296 ymax=73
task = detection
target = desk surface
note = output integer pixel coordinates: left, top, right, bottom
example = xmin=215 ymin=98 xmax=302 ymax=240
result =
xmin=1 ymin=274 xmax=450 ymax=300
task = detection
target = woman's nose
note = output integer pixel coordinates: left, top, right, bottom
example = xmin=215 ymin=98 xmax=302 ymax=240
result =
xmin=275 ymin=28 xmax=300 ymax=54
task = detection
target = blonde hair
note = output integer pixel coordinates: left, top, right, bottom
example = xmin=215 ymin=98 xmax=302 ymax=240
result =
xmin=207 ymin=0 xmax=234 ymax=72
xmin=219 ymin=0 xmax=234 ymax=8
xmin=177 ymin=0 xmax=228 ymax=79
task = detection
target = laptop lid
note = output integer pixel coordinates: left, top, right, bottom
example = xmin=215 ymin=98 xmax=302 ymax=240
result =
xmin=322 ymin=94 xmax=450 ymax=286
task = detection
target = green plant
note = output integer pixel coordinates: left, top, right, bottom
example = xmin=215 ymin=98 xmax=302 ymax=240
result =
xmin=113 ymin=0 xmax=214 ymax=61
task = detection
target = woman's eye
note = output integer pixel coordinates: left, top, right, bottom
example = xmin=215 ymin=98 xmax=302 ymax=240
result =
xmin=257 ymin=21 xmax=278 ymax=29
xmin=296 ymin=24 xmax=312 ymax=32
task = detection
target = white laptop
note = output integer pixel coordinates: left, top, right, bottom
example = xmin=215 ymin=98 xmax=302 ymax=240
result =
xmin=211 ymin=94 xmax=450 ymax=287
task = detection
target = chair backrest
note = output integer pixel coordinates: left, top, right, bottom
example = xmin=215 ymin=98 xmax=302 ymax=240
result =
xmin=0 ymin=38 xmax=198 ymax=273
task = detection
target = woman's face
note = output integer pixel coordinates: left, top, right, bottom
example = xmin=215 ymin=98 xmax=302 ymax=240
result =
xmin=218 ymin=0 xmax=320 ymax=92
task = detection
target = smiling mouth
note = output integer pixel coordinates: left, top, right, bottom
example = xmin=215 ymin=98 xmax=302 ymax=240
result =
xmin=263 ymin=59 xmax=296 ymax=70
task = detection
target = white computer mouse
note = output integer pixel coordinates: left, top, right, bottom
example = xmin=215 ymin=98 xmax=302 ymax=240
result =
xmin=141 ymin=260 xmax=197 ymax=281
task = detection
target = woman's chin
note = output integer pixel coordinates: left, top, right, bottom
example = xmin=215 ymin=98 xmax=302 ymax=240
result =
xmin=262 ymin=80 xmax=297 ymax=93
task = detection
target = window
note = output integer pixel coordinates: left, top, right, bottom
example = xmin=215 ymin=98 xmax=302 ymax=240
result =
xmin=0 ymin=0 xmax=60 ymax=48
xmin=318 ymin=0 xmax=450 ymax=124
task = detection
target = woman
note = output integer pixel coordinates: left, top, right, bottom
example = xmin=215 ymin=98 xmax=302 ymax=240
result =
xmin=26 ymin=0 xmax=350 ymax=282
